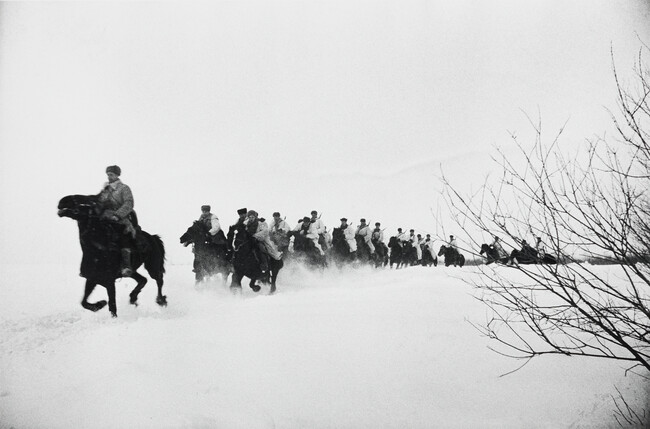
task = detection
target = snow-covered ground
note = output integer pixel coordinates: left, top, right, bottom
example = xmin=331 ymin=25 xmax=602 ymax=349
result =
xmin=0 ymin=262 xmax=647 ymax=428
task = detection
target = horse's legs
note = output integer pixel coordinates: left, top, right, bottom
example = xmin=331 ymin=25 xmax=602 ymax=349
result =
xmin=154 ymin=276 xmax=167 ymax=306
xmin=250 ymin=278 xmax=261 ymax=292
xmin=230 ymin=271 xmax=243 ymax=294
xmin=80 ymin=279 xmax=107 ymax=312
xmin=128 ymin=272 xmax=148 ymax=305
xmin=269 ymin=270 xmax=277 ymax=294
xmin=105 ymin=281 xmax=117 ymax=317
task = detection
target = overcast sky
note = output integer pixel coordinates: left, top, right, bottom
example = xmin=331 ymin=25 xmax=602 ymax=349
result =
xmin=1 ymin=1 xmax=649 ymax=265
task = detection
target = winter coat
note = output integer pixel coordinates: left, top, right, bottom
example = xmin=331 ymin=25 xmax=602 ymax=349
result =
xmin=356 ymin=225 xmax=375 ymax=253
xmin=342 ymin=225 xmax=357 ymax=252
xmin=310 ymin=218 xmax=326 ymax=235
xmin=199 ymin=213 xmax=221 ymax=236
xmin=99 ymin=179 xmax=136 ymax=237
xmin=271 ymin=219 xmax=291 ymax=234
xmin=247 ymin=219 xmax=282 ymax=260
xmin=300 ymin=221 xmax=319 ymax=240
xmin=371 ymin=228 xmax=384 ymax=243
xmin=449 ymin=238 xmax=458 ymax=250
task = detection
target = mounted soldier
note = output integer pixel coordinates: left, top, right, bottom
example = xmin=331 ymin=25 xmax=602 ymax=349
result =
xmin=98 ymin=165 xmax=137 ymax=277
xmin=371 ymin=222 xmax=384 ymax=244
xmin=341 ymin=217 xmax=358 ymax=257
xmin=355 ymin=218 xmax=375 ymax=256
xmin=269 ymin=211 xmax=291 ymax=252
xmin=416 ymin=233 xmax=424 ymax=264
xmin=198 ymin=205 xmax=225 ymax=245
xmin=491 ymin=236 xmax=509 ymax=261
xmin=245 ymin=210 xmax=282 ymax=277
xmin=295 ymin=215 xmax=323 ymax=255
xmin=396 ymin=228 xmax=408 ymax=245
xmin=310 ymin=210 xmax=328 ymax=253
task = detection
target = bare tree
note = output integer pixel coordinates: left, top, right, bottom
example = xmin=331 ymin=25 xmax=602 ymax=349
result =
xmin=440 ymin=48 xmax=650 ymax=377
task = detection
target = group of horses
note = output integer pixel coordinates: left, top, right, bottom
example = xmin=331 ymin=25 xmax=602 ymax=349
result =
xmin=479 ymin=243 xmax=558 ymax=265
xmin=58 ymin=194 xmax=286 ymax=318
xmin=58 ymin=193 xmax=555 ymax=319
xmin=179 ymin=220 xmax=283 ymax=294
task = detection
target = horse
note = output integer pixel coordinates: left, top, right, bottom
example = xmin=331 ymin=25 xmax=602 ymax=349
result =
xmin=372 ymin=240 xmax=389 ymax=268
xmin=438 ymin=245 xmax=465 ymax=267
xmin=421 ymin=245 xmax=438 ymax=267
xmin=58 ymin=194 xmax=166 ymax=317
xmin=479 ymin=244 xmax=508 ymax=265
xmin=330 ymin=227 xmax=353 ymax=267
xmin=402 ymin=241 xmax=419 ymax=267
xmin=287 ymin=230 xmax=328 ymax=269
xmin=355 ymin=236 xmax=375 ymax=266
xmin=388 ymin=236 xmax=405 ymax=269
xmin=180 ymin=221 xmax=230 ymax=284
xmin=508 ymin=248 xmax=558 ymax=265
xmin=228 ymin=223 xmax=283 ymax=294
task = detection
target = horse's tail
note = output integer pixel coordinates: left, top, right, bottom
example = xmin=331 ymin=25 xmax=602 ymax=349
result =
xmin=145 ymin=233 xmax=166 ymax=277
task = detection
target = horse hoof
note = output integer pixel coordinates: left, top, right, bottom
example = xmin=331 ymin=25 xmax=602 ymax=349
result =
xmin=111 ymin=312 xmax=118 ymax=318
xmin=82 ymin=300 xmax=107 ymax=312
xmin=156 ymin=296 xmax=168 ymax=306
xmin=250 ymin=285 xmax=261 ymax=292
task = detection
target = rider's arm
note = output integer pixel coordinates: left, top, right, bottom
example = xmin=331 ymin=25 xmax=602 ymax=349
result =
xmin=114 ymin=185 xmax=134 ymax=220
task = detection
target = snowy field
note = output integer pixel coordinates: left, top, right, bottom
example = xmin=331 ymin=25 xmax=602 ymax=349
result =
xmin=0 ymin=262 xmax=647 ymax=428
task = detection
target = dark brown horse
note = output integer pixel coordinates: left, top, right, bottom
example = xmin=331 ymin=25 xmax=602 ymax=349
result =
xmin=228 ymin=222 xmax=283 ymax=294
xmin=58 ymin=194 xmax=166 ymax=317
xmin=180 ymin=221 xmax=230 ymax=284
xmin=480 ymin=244 xmax=508 ymax=265
xmin=438 ymin=245 xmax=465 ymax=267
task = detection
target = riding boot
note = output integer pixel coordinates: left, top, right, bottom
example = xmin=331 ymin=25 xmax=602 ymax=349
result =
xmin=120 ymin=248 xmax=133 ymax=277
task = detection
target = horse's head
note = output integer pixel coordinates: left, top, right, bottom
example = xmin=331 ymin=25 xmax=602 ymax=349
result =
xmin=438 ymin=245 xmax=447 ymax=256
xmin=180 ymin=221 xmax=208 ymax=245
xmin=231 ymin=223 xmax=253 ymax=251
xmin=57 ymin=194 xmax=101 ymax=220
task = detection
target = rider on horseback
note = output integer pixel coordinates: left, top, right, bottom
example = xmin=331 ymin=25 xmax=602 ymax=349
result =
xmin=408 ymin=230 xmax=421 ymax=263
xmin=310 ymin=210 xmax=328 ymax=253
xmin=355 ymin=219 xmax=375 ymax=255
xmin=396 ymin=228 xmax=408 ymax=245
xmin=98 ymin=165 xmax=137 ymax=277
xmin=340 ymin=218 xmax=358 ymax=257
xmin=297 ymin=216 xmax=325 ymax=255
xmin=199 ymin=205 xmax=223 ymax=244
xmin=416 ymin=233 xmax=425 ymax=264
xmin=423 ymin=234 xmax=436 ymax=260
xmin=270 ymin=212 xmax=291 ymax=252
xmin=448 ymin=235 xmax=459 ymax=266
xmin=491 ymin=236 xmax=509 ymax=261
xmin=245 ymin=210 xmax=282 ymax=276
xmin=371 ymin=222 xmax=384 ymax=243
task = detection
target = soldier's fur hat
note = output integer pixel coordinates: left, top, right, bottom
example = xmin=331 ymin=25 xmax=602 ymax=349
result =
xmin=106 ymin=165 xmax=121 ymax=176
